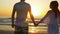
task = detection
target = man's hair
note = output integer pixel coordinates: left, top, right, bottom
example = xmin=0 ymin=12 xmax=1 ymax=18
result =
xmin=50 ymin=1 xmax=59 ymax=9
xmin=21 ymin=0 xmax=25 ymax=2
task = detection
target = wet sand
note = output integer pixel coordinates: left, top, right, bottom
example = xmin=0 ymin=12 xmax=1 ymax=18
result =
xmin=0 ymin=25 xmax=47 ymax=34
xmin=0 ymin=24 xmax=60 ymax=34
xmin=0 ymin=25 xmax=14 ymax=34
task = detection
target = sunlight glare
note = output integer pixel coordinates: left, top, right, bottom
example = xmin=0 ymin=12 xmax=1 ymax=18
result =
xmin=29 ymin=27 xmax=36 ymax=33
xmin=31 ymin=6 xmax=42 ymax=17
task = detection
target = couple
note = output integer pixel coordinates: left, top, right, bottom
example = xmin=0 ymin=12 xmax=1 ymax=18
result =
xmin=12 ymin=0 xmax=60 ymax=34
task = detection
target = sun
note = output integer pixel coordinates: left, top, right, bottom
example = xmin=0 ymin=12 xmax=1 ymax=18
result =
xmin=27 ymin=3 xmax=42 ymax=18
xmin=31 ymin=6 xmax=42 ymax=17
xmin=32 ymin=8 xmax=39 ymax=16
xmin=27 ymin=6 xmax=42 ymax=18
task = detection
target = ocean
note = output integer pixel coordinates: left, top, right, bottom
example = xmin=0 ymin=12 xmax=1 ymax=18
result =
xmin=0 ymin=18 xmax=60 ymax=34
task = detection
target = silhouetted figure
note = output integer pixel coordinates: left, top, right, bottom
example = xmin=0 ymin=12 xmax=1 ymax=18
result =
xmin=37 ymin=1 xmax=60 ymax=34
xmin=12 ymin=0 xmax=35 ymax=34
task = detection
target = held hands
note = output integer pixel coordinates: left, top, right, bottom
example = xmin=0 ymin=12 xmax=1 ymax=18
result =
xmin=34 ymin=21 xmax=42 ymax=27
xmin=34 ymin=23 xmax=38 ymax=27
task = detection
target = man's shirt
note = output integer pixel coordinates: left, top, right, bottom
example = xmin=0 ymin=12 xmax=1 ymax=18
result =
xmin=13 ymin=2 xmax=31 ymax=27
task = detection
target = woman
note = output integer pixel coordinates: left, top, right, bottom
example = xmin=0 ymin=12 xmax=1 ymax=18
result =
xmin=37 ymin=1 xmax=60 ymax=34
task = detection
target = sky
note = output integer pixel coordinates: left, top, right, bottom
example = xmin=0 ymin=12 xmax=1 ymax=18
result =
xmin=0 ymin=0 xmax=60 ymax=18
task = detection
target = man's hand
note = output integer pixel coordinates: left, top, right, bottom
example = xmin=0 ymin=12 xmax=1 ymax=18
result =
xmin=34 ymin=24 xmax=38 ymax=27
xmin=34 ymin=22 xmax=38 ymax=27
xmin=34 ymin=21 xmax=42 ymax=27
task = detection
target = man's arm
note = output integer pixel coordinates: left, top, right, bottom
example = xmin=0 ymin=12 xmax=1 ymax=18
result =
xmin=12 ymin=5 xmax=16 ymax=28
xmin=28 ymin=7 xmax=36 ymax=26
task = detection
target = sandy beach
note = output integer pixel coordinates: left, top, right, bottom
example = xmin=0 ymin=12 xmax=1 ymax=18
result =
xmin=0 ymin=23 xmax=60 ymax=34
xmin=0 ymin=25 xmax=14 ymax=34
xmin=0 ymin=25 xmax=47 ymax=34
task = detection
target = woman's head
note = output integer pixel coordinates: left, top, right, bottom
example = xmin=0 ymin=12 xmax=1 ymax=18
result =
xmin=50 ymin=1 xmax=59 ymax=10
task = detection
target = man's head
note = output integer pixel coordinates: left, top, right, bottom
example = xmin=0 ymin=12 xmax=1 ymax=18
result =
xmin=21 ymin=0 xmax=25 ymax=2
xmin=50 ymin=1 xmax=59 ymax=9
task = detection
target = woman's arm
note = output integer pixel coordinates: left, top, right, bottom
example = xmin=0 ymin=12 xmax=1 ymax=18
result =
xmin=37 ymin=11 xmax=50 ymax=25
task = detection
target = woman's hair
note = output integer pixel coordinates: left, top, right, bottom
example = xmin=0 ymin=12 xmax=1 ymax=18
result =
xmin=50 ymin=1 xmax=59 ymax=9
xmin=50 ymin=1 xmax=60 ymax=18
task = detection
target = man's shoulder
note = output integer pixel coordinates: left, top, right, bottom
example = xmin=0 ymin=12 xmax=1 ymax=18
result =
xmin=14 ymin=2 xmax=30 ymax=6
xmin=24 ymin=2 xmax=30 ymax=6
xmin=25 ymin=3 xmax=29 ymax=5
xmin=14 ymin=2 xmax=19 ymax=6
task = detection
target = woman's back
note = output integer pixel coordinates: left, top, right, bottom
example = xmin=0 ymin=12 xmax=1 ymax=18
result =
xmin=46 ymin=10 xmax=58 ymax=25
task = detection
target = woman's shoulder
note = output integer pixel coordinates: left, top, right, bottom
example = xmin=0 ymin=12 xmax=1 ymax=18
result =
xmin=46 ymin=10 xmax=54 ymax=15
xmin=48 ymin=10 xmax=55 ymax=13
xmin=48 ymin=10 xmax=52 ymax=12
xmin=47 ymin=10 xmax=52 ymax=13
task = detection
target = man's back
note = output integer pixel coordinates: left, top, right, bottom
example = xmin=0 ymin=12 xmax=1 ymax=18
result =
xmin=14 ymin=2 xmax=31 ymax=22
xmin=13 ymin=1 xmax=31 ymax=27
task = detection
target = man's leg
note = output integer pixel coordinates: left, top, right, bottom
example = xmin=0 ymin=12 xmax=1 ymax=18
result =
xmin=14 ymin=26 xmax=22 ymax=34
xmin=22 ymin=27 xmax=28 ymax=34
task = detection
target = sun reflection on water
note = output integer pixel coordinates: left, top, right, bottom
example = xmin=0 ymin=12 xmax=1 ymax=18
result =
xmin=28 ymin=23 xmax=47 ymax=33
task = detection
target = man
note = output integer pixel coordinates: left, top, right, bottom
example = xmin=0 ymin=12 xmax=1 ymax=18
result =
xmin=12 ymin=0 xmax=35 ymax=34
